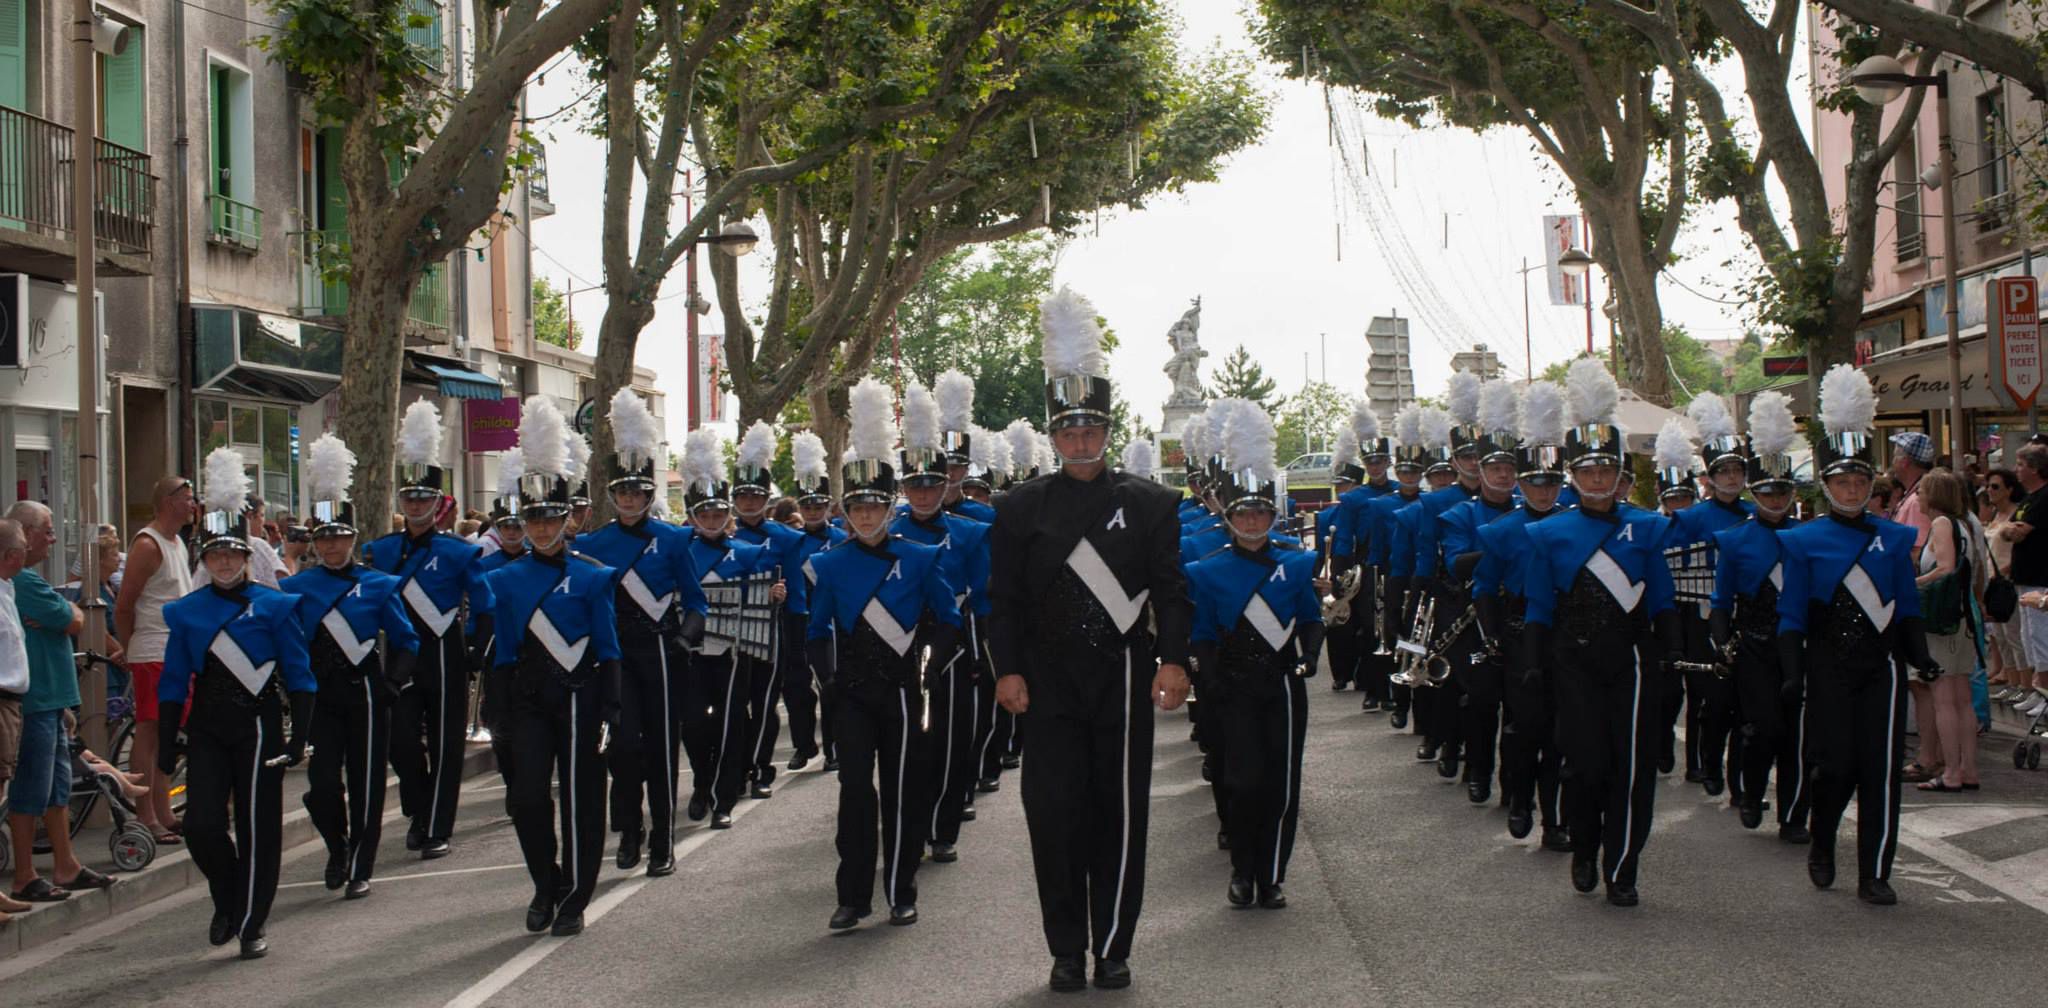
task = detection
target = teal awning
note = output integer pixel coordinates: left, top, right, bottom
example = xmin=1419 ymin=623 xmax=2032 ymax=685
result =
xmin=423 ymin=363 xmax=503 ymax=400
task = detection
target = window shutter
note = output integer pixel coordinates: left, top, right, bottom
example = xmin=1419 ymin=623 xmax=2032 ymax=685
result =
xmin=99 ymin=29 xmax=144 ymax=150
xmin=0 ymin=0 xmax=27 ymax=112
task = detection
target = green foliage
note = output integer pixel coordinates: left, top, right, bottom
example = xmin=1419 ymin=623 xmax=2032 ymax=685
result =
xmin=532 ymin=278 xmax=583 ymax=351
xmin=1206 ymin=345 xmax=1286 ymax=412
xmin=1274 ymin=381 xmax=1357 ymax=458
xmin=1739 ymin=240 xmax=1842 ymax=354
xmin=880 ymin=238 xmax=1058 ymax=430
xmin=258 ymin=0 xmax=442 ymax=161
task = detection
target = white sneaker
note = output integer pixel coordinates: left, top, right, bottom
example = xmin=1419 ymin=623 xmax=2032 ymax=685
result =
xmin=2020 ymin=695 xmax=2048 ymax=718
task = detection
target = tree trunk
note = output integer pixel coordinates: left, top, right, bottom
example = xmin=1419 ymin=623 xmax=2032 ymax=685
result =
xmin=337 ymin=251 xmax=414 ymax=526
xmin=1587 ymin=202 xmax=1671 ymax=405
xmin=807 ymin=383 xmax=849 ymax=501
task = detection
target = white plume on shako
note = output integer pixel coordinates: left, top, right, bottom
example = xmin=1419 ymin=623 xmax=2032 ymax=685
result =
xmin=1447 ymin=370 xmax=1482 ymax=426
xmin=304 ymin=433 xmax=355 ymax=503
xmin=1566 ymin=357 xmax=1620 ymax=427
xmin=935 ymin=370 xmax=975 ymax=434
xmin=1349 ymin=402 xmax=1381 ymax=446
xmin=1419 ymin=406 xmax=1454 ymax=450
xmin=967 ymin=426 xmax=996 ymax=473
xmin=1122 ymin=438 xmax=1158 ymax=480
xmin=984 ymin=425 xmax=1014 ymax=479
xmin=1654 ymin=418 xmax=1697 ymax=473
xmin=791 ymin=431 xmax=828 ymax=485
xmin=1221 ymin=402 xmax=1278 ymax=482
xmin=846 ymin=377 xmax=898 ymax=464
xmin=680 ymin=428 xmax=724 ymax=495
xmin=1517 ymin=381 xmax=1568 ymax=446
xmin=520 ymin=395 xmax=572 ymax=480
xmin=1032 ymin=434 xmax=1055 ymax=475
xmin=1331 ymin=427 xmax=1360 ymax=471
xmin=564 ymin=430 xmax=591 ymax=483
xmin=1747 ymin=391 xmax=1799 ymax=458
xmin=497 ymin=446 xmax=526 ymax=501
xmin=738 ymin=419 xmax=778 ymax=474
xmin=1203 ymin=398 xmax=1241 ymax=460
xmin=1818 ymin=363 xmax=1876 ymax=437
xmin=1039 ymin=287 xmax=1108 ymax=378
xmin=1179 ymin=414 xmax=1207 ymax=467
xmin=609 ymin=388 xmax=663 ymax=471
xmin=397 ymin=399 xmax=443 ymax=467
xmin=1004 ymin=419 xmax=1038 ymax=478
xmin=202 ymin=446 xmax=251 ymax=515
xmin=1393 ymin=404 xmax=1424 ymax=450
xmin=1479 ymin=380 xmax=1520 ymax=435
xmin=1686 ymin=391 xmax=1736 ymax=443
xmin=901 ymin=381 xmax=942 ymax=452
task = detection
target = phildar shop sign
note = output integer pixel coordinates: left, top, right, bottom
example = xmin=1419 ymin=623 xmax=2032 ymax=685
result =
xmin=464 ymin=397 xmax=520 ymax=452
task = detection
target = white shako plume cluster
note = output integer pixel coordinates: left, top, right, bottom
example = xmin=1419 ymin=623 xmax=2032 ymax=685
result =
xmin=791 ymin=431 xmax=829 ymax=501
xmin=1220 ymin=401 xmax=1278 ymax=515
xmin=1518 ymin=381 xmax=1567 ymax=447
xmin=1479 ymin=379 xmax=1519 ymax=436
xmin=1447 ymin=370 xmax=1482 ymax=428
xmin=1122 ymin=438 xmax=1157 ymax=480
xmin=1566 ymin=357 xmax=1619 ymax=427
xmin=305 ymin=433 xmax=354 ymax=506
xmin=1004 ymin=419 xmax=1038 ymax=480
xmin=398 ymin=399 xmax=442 ymax=469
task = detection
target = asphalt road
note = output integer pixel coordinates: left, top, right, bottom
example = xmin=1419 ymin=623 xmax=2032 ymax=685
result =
xmin=6 ymin=683 xmax=2044 ymax=1007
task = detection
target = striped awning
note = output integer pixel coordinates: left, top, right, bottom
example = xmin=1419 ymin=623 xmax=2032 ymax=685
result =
xmin=422 ymin=362 xmax=504 ymax=400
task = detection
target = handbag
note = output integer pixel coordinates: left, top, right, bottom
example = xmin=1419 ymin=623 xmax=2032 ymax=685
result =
xmin=1919 ymin=519 xmax=1971 ymax=636
xmin=1985 ymin=525 xmax=2018 ymax=623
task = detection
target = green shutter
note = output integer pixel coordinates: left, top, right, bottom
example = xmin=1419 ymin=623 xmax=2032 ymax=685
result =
xmin=318 ymin=127 xmax=345 ymax=232
xmin=0 ymin=0 xmax=26 ymax=112
xmin=99 ymin=29 xmax=144 ymax=150
xmin=209 ymin=66 xmax=226 ymax=195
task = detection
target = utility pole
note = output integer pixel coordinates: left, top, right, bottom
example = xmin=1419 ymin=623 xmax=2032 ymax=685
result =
xmin=71 ymin=0 xmax=107 ymax=756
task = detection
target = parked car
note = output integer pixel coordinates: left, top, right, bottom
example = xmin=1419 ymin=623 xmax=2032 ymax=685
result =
xmin=1284 ymin=452 xmax=1333 ymax=487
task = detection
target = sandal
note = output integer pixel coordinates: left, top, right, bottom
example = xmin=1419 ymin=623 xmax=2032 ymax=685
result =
xmin=0 ymin=894 xmax=30 ymax=913
xmin=10 ymin=879 xmax=70 ymax=903
xmin=1916 ymin=780 xmax=1965 ymax=793
xmin=57 ymin=868 xmax=116 ymax=891
xmin=1901 ymin=763 xmax=1938 ymax=783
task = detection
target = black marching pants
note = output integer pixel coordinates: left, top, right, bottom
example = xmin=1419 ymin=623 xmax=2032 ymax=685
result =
xmin=683 ymin=646 xmax=750 ymax=813
xmin=925 ymin=647 xmax=979 ymax=847
xmin=781 ymin=611 xmax=823 ymax=760
xmin=503 ymin=684 xmax=606 ymax=918
xmin=1020 ymin=648 xmax=1153 ymax=962
xmin=1460 ymin=645 xmax=1504 ymax=785
xmin=1806 ymin=655 xmax=1906 ymax=882
xmin=1348 ymin=582 xmax=1390 ymax=705
xmin=1189 ymin=663 xmax=1230 ymax=825
xmin=1218 ymin=669 xmax=1308 ymax=886
xmin=609 ymin=629 xmax=687 ymax=848
xmin=1552 ymin=637 xmax=1660 ymax=887
xmin=391 ymin=629 xmax=468 ymax=842
xmin=1732 ymin=635 xmax=1811 ymax=828
xmin=832 ymin=675 xmax=929 ymax=911
xmin=1681 ymin=609 xmax=1732 ymax=782
xmin=743 ymin=651 xmax=783 ymax=784
xmin=303 ymin=672 xmax=390 ymax=883
xmin=184 ymin=689 xmax=286 ymax=935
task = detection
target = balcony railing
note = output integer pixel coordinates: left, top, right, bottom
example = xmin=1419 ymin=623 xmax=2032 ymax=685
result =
xmin=1974 ymin=191 xmax=2017 ymax=234
xmin=0 ymin=103 xmax=156 ymax=257
xmin=208 ymin=193 xmax=262 ymax=250
xmin=293 ymin=228 xmax=450 ymax=333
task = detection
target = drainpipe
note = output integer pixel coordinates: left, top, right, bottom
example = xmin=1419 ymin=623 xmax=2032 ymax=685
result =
xmin=171 ymin=0 xmax=193 ymax=475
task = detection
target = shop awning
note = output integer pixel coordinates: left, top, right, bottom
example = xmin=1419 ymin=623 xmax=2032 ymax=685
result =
xmin=422 ymin=362 xmax=505 ymax=400
xmin=193 ymin=306 xmax=342 ymax=403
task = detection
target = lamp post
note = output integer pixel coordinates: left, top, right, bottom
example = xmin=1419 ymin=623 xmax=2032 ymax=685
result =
xmin=1557 ymin=245 xmax=1597 ymax=357
xmin=1514 ymin=258 xmax=1545 ymax=381
xmin=683 ymin=220 xmax=759 ymax=430
xmin=1851 ymin=54 xmax=1961 ymax=465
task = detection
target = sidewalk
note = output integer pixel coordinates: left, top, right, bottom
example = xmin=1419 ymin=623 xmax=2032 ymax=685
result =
xmin=1 ymin=741 xmax=498 ymax=956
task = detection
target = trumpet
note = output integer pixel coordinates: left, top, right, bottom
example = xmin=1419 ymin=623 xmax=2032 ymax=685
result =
xmin=1419 ymin=604 xmax=1487 ymax=686
xmin=1322 ymin=566 xmax=1364 ymax=625
xmin=1670 ymin=635 xmax=1739 ymax=679
xmin=1370 ymin=568 xmax=1394 ymax=657
xmin=1390 ymin=595 xmax=1437 ymax=689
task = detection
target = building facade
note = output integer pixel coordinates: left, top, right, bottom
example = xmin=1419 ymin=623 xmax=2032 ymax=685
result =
xmin=1365 ymin=313 xmax=1416 ymax=420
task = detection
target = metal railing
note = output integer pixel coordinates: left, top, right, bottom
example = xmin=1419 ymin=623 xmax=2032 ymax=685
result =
xmin=0 ymin=104 xmax=156 ymax=257
xmin=208 ymin=193 xmax=262 ymax=249
xmin=293 ymin=228 xmax=449 ymax=331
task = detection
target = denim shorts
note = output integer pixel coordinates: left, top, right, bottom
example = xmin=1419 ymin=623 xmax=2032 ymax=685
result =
xmin=6 ymin=708 xmax=72 ymax=814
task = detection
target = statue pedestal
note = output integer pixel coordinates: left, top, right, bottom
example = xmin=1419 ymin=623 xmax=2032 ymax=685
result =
xmin=1161 ymin=400 xmax=1205 ymax=440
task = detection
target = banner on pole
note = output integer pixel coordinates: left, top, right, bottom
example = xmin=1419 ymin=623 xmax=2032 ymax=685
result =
xmin=1543 ymin=215 xmax=1587 ymax=306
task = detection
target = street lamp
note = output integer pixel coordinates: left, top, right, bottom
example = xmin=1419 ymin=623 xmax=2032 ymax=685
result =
xmin=683 ymin=219 xmax=759 ymax=430
xmin=1557 ymin=245 xmax=1597 ymax=354
xmin=1850 ymin=53 xmax=1961 ymax=465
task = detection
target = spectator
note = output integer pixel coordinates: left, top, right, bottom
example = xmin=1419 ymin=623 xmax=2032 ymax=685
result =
xmin=59 ymin=528 xmax=127 ymax=715
xmin=455 ymin=518 xmax=481 ymax=541
xmin=1890 ymin=431 xmax=1935 ymax=550
xmin=240 ymin=497 xmax=286 ymax=588
xmin=2000 ymin=444 xmax=2048 ymax=721
xmin=0 ymin=520 xmax=34 ymax=922
xmin=1985 ymin=468 xmax=2027 ymax=699
xmin=6 ymin=501 xmax=117 ymax=901
xmin=1911 ymin=469 xmax=1987 ymax=792
xmin=280 ymin=523 xmax=313 ymax=575
xmin=772 ymin=496 xmax=800 ymax=527
xmin=114 ymin=475 xmax=197 ymax=843
xmin=1870 ymin=475 xmax=1897 ymax=519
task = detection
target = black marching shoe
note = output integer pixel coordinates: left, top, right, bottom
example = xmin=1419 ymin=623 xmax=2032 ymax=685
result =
xmin=1605 ymin=883 xmax=1639 ymax=908
xmin=889 ymin=904 xmax=918 ymax=926
xmin=829 ymin=906 xmax=867 ymax=930
xmin=616 ymin=829 xmax=644 ymax=871
xmin=686 ymin=794 xmax=710 ymax=822
xmin=961 ymin=801 xmax=977 ymax=821
xmin=1507 ymin=803 xmax=1534 ymax=840
xmin=1390 ymin=708 xmax=1409 ymax=730
xmin=976 ymin=775 xmax=1001 ymax=794
xmin=1436 ymin=748 xmax=1461 ymax=780
xmin=1415 ymin=742 xmax=1439 ymax=763
xmin=1361 ymin=697 xmax=1382 ymax=712
xmin=238 ymin=930 xmax=268 ymax=960
xmin=324 ymin=847 xmax=348 ymax=890
xmin=525 ymin=891 xmax=557 ymax=933
xmin=1808 ymin=844 xmax=1836 ymax=889
xmin=647 ymin=842 xmax=676 ymax=877
xmin=1738 ymin=800 xmax=1764 ymax=830
xmin=1657 ymin=749 xmax=1676 ymax=774
xmin=1467 ymin=779 xmax=1490 ymax=804
xmin=1683 ymin=769 xmax=1704 ymax=783
xmin=1779 ymin=823 xmax=1811 ymax=845
xmin=1857 ymin=879 xmax=1898 ymax=906
xmin=1541 ymin=826 xmax=1573 ymax=852
xmin=1257 ymin=884 xmax=1287 ymax=909
xmin=404 ymin=823 xmax=425 ymax=852
xmin=344 ymin=880 xmax=371 ymax=900
xmin=1217 ymin=830 xmax=1231 ymax=850
xmin=421 ymin=839 xmax=451 ymax=861
xmin=208 ymin=912 xmax=240 ymax=947
xmin=930 ymin=843 xmax=959 ymax=864
xmin=1330 ymin=679 xmax=1349 ymax=692
xmin=1200 ymin=756 xmax=1215 ymax=782
xmin=1000 ymin=754 xmax=1021 ymax=769
xmin=710 ymin=811 xmax=734 ymax=830
xmin=1093 ymin=958 xmax=1132 ymax=990
xmin=1702 ymin=776 xmax=1725 ymax=797
xmin=550 ymin=913 xmax=583 ymax=937
xmin=749 ymin=780 xmax=774 ymax=800
xmin=1049 ymin=955 xmax=1088 ymax=993
xmin=824 ymin=757 xmax=842 ymax=772
xmin=1227 ymin=874 xmax=1254 ymax=907
xmin=787 ymin=750 xmax=814 ymax=772
xmin=1571 ymin=854 xmax=1599 ymax=893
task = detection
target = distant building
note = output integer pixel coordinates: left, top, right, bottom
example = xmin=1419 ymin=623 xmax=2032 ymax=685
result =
xmin=1365 ymin=313 xmax=1416 ymax=419
xmin=1448 ymin=344 xmax=1504 ymax=381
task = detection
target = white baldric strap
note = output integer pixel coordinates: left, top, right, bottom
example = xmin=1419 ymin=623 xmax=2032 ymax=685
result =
xmin=620 ymin=569 xmax=674 ymax=624
xmin=402 ymin=579 xmax=458 ymax=636
xmin=1065 ymin=538 xmax=1150 ymax=635
xmin=320 ymin=609 xmax=377 ymax=665
xmin=528 ymin=610 xmax=591 ymax=671
xmin=1585 ymin=549 xmax=1645 ymax=611
xmin=697 ymin=569 xmax=731 ymax=655
xmin=1243 ymin=594 xmax=1295 ymax=651
xmin=1768 ymin=562 xmax=1784 ymax=593
xmin=1842 ymin=564 xmax=1895 ymax=632
xmin=209 ymin=632 xmax=276 ymax=696
xmin=860 ymin=599 xmax=918 ymax=656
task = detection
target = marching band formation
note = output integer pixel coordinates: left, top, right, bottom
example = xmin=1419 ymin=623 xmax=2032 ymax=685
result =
xmin=148 ymin=286 xmax=1938 ymax=987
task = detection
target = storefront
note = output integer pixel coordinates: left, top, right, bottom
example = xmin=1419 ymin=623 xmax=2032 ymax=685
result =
xmin=190 ymin=304 xmax=342 ymax=520
xmin=0 ymin=275 xmax=111 ymax=581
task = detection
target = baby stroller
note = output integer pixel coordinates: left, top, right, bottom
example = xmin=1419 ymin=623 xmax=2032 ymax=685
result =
xmin=0 ymin=652 xmax=165 ymax=876
xmin=2016 ymin=693 xmax=2046 ymax=770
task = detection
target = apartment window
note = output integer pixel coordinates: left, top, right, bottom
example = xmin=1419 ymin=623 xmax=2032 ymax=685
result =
xmin=95 ymin=22 xmax=142 ymax=149
xmin=0 ymin=0 xmax=26 ymax=112
xmin=405 ymin=0 xmax=443 ymax=73
xmin=1893 ymin=129 xmax=1921 ymax=261
xmin=1975 ymin=90 xmax=2012 ymax=233
xmin=207 ymin=59 xmax=259 ymax=247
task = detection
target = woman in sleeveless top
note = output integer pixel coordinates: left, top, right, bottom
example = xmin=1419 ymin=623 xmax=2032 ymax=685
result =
xmin=1912 ymin=469 xmax=1986 ymax=792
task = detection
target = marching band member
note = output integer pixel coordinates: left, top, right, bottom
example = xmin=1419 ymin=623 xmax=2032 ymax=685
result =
xmin=1315 ymin=428 xmax=1364 ymax=694
xmin=1186 ymin=403 xmax=1321 ymax=910
xmin=936 ymin=370 xmax=999 ymax=524
xmin=1365 ymin=406 xmax=1429 ymax=726
xmin=892 ymin=380 xmax=993 ymax=864
xmin=1436 ymin=380 xmax=1522 ymax=801
xmin=1521 ymin=359 xmax=1679 ymax=907
xmin=1474 ymin=381 xmax=1571 ymax=849
xmin=968 ymin=426 xmax=1015 ymax=789
xmin=158 ymin=448 xmax=315 ymax=958
xmin=1775 ymin=366 xmax=1938 ymax=906
xmin=808 ymin=378 xmax=962 ymax=929
xmin=1663 ymin=394 xmax=1751 ymax=794
xmin=1328 ymin=406 xmax=1394 ymax=708
xmin=1397 ymin=406 xmax=1459 ymax=759
xmin=731 ymin=420 xmax=803 ymax=800
xmin=677 ymin=428 xmax=786 ymax=829
xmin=1709 ymin=392 xmax=1810 ymax=841
xmin=786 ymin=432 xmax=847 ymax=773
xmin=575 ymin=389 xmax=708 ymax=876
xmin=282 ymin=435 xmax=418 ymax=901
xmin=484 ymin=396 xmax=624 ymax=937
xmin=988 ymin=289 xmax=1192 ymax=992
xmin=364 ymin=400 xmax=493 ymax=860
xmin=1181 ymin=402 xmax=1253 ymax=849
xmin=480 ymin=452 xmax=529 ymax=576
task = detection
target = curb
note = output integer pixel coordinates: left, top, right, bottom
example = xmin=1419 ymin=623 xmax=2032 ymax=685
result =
xmin=3 ymin=741 xmax=499 ymax=957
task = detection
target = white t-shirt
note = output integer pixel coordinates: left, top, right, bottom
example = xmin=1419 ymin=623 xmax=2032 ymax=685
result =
xmin=0 ymin=577 xmax=31 ymax=693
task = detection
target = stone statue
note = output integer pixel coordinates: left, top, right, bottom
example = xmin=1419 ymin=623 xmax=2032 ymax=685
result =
xmin=1163 ymin=296 xmax=1207 ymax=407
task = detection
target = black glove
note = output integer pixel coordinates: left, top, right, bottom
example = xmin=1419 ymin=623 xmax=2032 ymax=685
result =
xmin=1777 ymin=630 xmax=1807 ymax=703
xmin=156 ymin=701 xmax=187 ymax=776
xmin=1708 ymin=608 xmax=1733 ymax=653
xmin=385 ymin=648 xmax=417 ymax=695
xmin=467 ymin=614 xmax=494 ymax=674
xmin=1654 ymin=609 xmax=1684 ymax=672
xmin=1474 ymin=593 xmax=1504 ymax=647
xmin=1450 ymin=551 xmax=1482 ymax=583
xmin=807 ymin=637 xmax=837 ymax=689
xmin=1294 ymin=623 xmax=1326 ymax=679
xmin=1897 ymin=615 xmax=1943 ymax=681
xmin=283 ymin=690 xmax=314 ymax=768
xmin=674 ymin=609 xmax=707 ymax=649
xmin=1520 ymin=622 xmax=1550 ymax=688
xmin=599 ymin=659 xmax=635 ymax=752
xmin=921 ymin=623 xmax=962 ymax=689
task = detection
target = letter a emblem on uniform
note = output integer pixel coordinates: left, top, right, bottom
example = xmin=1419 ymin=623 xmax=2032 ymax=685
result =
xmin=888 ymin=561 xmax=903 ymax=581
xmin=1615 ymin=524 xmax=1634 ymax=542
xmin=1270 ymin=565 xmax=1287 ymax=582
xmin=424 ymin=556 xmax=440 ymax=571
xmin=1869 ymin=537 xmax=1885 ymax=553
xmin=348 ymin=584 xmax=363 ymax=598
xmin=555 ymin=579 xmax=572 ymax=594
xmin=1106 ymin=507 xmax=1127 ymax=531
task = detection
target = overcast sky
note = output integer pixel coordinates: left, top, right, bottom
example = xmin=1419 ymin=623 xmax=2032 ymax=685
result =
xmin=528 ymin=2 xmax=1776 ymax=445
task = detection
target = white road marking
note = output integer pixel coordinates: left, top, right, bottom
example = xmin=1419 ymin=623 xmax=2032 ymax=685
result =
xmin=276 ymin=862 xmax=528 ymax=890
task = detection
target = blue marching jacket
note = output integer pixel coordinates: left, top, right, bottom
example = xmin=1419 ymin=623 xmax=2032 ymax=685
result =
xmin=159 ymin=582 xmax=317 ymax=704
xmin=1710 ymin=516 xmax=1801 ymax=615
xmin=734 ymin=516 xmax=804 ymax=573
xmin=1411 ymin=483 xmax=1477 ymax=580
xmin=1471 ymin=505 xmax=1561 ymax=603
xmin=1187 ymin=541 xmax=1323 ymax=654
xmin=948 ymin=498 xmax=998 ymax=524
xmin=1437 ymin=494 xmax=1517 ymax=572
xmin=805 ymin=537 xmax=963 ymax=655
xmin=484 ymin=552 xmax=623 ymax=676
xmin=1774 ymin=513 xmax=1920 ymax=637
xmin=1364 ymin=489 xmax=1423 ymax=568
xmin=890 ymin=511 xmax=992 ymax=618
xmin=1181 ymin=524 xmax=1301 ymax=568
xmin=788 ymin=524 xmax=850 ymax=616
xmin=1388 ymin=502 xmax=1425 ymax=579
xmin=575 ymin=517 xmax=710 ymax=629
xmin=362 ymin=530 xmax=494 ymax=639
xmin=1329 ymin=482 xmax=1394 ymax=562
xmin=1522 ymin=507 xmax=1677 ymax=630
xmin=279 ymin=564 xmax=420 ymax=672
